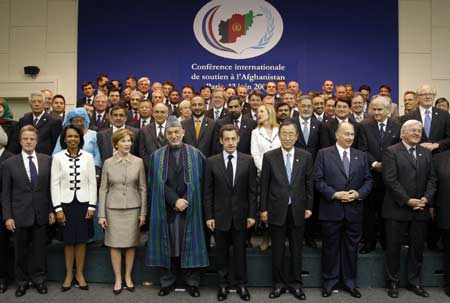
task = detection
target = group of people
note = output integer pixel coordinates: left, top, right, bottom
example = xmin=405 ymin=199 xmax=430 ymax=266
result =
xmin=0 ymin=76 xmax=450 ymax=301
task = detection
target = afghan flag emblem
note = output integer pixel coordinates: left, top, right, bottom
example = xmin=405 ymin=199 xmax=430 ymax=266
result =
xmin=218 ymin=10 xmax=262 ymax=43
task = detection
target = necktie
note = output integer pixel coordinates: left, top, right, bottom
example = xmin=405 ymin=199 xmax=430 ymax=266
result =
xmin=234 ymin=119 xmax=240 ymax=130
xmin=28 ymin=156 xmax=38 ymax=187
xmin=253 ymin=113 xmax=257 ymax=121
xmin=285 ymin=153 xmax=292 ymax=204
xmin=343 ymin=150 xmax=350 ymax=177
xmin=303 ymin=121 xmax=309 ymax=145
xmin=226 ymin=154 xmax=234 ymax=186
xmin=33 ymin=118 xmax=39 ymax=127
xmin=318 ymin=115 xmax=323 ymax=122
xmin=96 ymin=114 xmax=102 ymax=127
xmin=409 ymin=147 xmax=416 ymax=161
xmin=157 ymin=125 xmax=164 ymax=145
xmin=141 ymin=120 xmax=147 ymax=128
xmin=195 ymin=119 xmax=201 ymax=139
xmin=215 ymin=110 xmax=220 ymax=120
xmin=379 ymin=122 xmax=385 ymax=140
xmin=424 ymin=109 xmax=431 ymax=137
xmin=87 ymin=98 xmax=92 ymax=105
xmin=133 ymin=111 xmax=139 ymax=121
xmin=356 ymin=115 xmax=362 ymax=123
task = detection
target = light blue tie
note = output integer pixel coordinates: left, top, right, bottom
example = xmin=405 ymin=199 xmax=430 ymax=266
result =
xmin=343 ymin=150 xmax=350 ymax=178
xmin=424 ymin=109 xmax=431 ymax=137
xmin=303 ymin=121 xmax=309 ymax=145
xmin=286 ymin=153 xmax=292 ymax=204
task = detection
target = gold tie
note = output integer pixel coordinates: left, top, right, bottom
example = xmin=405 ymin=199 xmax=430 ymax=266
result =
xmin=195 ymin=119 xmax=201 ymax=139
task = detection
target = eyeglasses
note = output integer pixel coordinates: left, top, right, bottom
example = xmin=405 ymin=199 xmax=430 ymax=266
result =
xmin=418 ymin=93 xmax=435 ymax=97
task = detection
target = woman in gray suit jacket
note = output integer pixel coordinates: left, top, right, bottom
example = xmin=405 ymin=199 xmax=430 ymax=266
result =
xmin=98 ymin=129 xmax=147 ymax=295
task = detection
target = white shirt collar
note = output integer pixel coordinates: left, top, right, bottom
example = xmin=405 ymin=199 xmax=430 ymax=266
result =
xmin=0 ymin=147 xmax=4 ymax=157
xmin=336 ymin=143 xmax=350 ymax=160
xmin=299 ymin=116 xmax=310 ymax=125
xmin=33 ymin=111 xmax=45 ymax=121
xmin=378 ymin=118 xmax=388 ymax=126
xmin=112 ymin=125 xmax=125 ymax=132
xmin=223 ymin=150 xmax=237 ymax=161
xmin=22 ymin=150 xmax=37 ymax=161
xmin=336 ymin=117 xmax=348 ymax=123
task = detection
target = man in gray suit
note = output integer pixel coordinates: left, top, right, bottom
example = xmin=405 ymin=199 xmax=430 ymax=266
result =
xmin=2 ymin=125 xmax=54 ymax=297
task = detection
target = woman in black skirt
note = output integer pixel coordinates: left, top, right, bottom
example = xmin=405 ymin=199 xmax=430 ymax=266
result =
xmin=51 ymin=125 xmax=97 ymax=291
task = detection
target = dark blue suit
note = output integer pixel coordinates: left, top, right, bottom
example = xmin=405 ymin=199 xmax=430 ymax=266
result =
xmin=315 ymin=146 xmax=372 ymax=291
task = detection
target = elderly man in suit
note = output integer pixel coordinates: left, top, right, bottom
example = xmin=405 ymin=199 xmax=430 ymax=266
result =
xmin=182 ymin=96 xmax=216 ymax=158
xmin=2 ymin=125 xmax=55 ymax=297
xmin=315 ymin=122 xmax=373 ymax=298
xmin=260 ymin=120 xmax=314 ymax=300
xmin=0 ymin=128 xmax=14 ymax=293
xmin=205 ymin=90 xmax=228 ymax=121
xmin=214 ymin=96 xmax=257 ymax=155
xmin=97 ymin=106 xmax=139 ymax=164
xmin=204 ymin=124 xmax=257 ymax=301
xmin=382 ymin=119 xmax=437 ymax=298
xmin=138 ymin=102 xmax=169 ymax=172
xmin=358 ymin=96 xmax=401 ymax=253
xmin=18 ymin=92 xmax=62 ymax=155
xmin=90 ymin=94 xmax=110 ymax=132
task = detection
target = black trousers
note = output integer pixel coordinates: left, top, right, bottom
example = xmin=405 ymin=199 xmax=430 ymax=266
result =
xmin=362 ymin=186 xmax=385 ymax=247
xmin=270 ymin=206 xmax=304 ymax=289
xmin=441 ymin=229 xmax=450 ymax=289
xmin=215 ymin=227 xmax=247 ymax=288
xmin=14 ymin=224 xmax=48 ymax=286
xmin=159 ymin=257 xmax=201 ymax=288
xmin=0 ymin=222 xmax=12 ymax=282
xmin=321 ymin=219 xmax=361 ymax=291
xmin=384 ymin=219 xmax=426 ymax=286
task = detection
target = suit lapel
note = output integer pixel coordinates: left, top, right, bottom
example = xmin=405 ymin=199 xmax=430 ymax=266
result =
xmin=234 ymin=153 xmax=242 ymax=189
xmin=35 ymin=113 xmax=48 ymax=129
xmin=18 ymin=155 xmax=33 ymax=188
xmin=429 ymin=108 xmax=439 ymax=139
xmin=198 ymin=118 xmax=211 ymax=142
xmin=332 ymin=146 xmax=347 ymax=177
xmin=219 ymin=154 xmax=233 ymax=189
xmin=348 ymin=148 xmax=360 ymax=181
xmin=290 ymin=149 xmax=301 ymax=184
xmin=276 ymin=149 xmax=290 ymax=185
xmin=400 ymin=143 xmax=416 ymax=168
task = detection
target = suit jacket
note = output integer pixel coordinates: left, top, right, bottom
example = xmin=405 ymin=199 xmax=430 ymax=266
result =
xmin=182 ymin=117 xmax=216 ymax=157
xmin=18 ymin=112 xmax=62 ymax=155
xmin=260 ymin=147 xmax=314 ymax=227
xmin=89 ymin=110 xmax=110 ymax=132
xmin=319 ymin=117 xmax=360 ymax=148
xmin=1 ymin=121 xmax=21 ymax=154
xmin=293 ymin=117 xmax=321 ymax=160
xmin=1 ymin=153 xmax=53 ymax=227
xmin=50 ymin=111 xmax=64 ymax=121
xmin=98 ymin=154 xmax=147 ymax=218
xmin=315 ymin=146 xmax=373 ymax=222
xmin=312 ymin=113 xmax=332 ymax=124
xmin=241 ymin=102 xmax=252 ymax=115
xmin=96 ymin=126 xmax=139 ymax=163
xmin=382 ymin=142 xmax=437 ymax=221
xmin=433 ymin=150 xmax=450 ymax=229
xmin=204 ymin=152 xmax=257 ymax=231
xmin=400 ymin=107 xmax=450 ymax=152
xmin=243 ymin=111 xmax=258 ymax=122
xmin=0 ymin=150 xmax=14 ymax=220
xmin=138 ymin=123 xmax=168 ymax=172
xmin=167 ymin=103 xmax=181 ymax=117
xmin=77 ymin=96 xmax=95 ymax=107
xmin=214 ymin=115 xmax=257 ymax=154
xmin=205 ymin=107 xmax=228 ymax=120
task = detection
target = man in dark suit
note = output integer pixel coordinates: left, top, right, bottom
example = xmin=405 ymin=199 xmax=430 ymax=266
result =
xmin=89 ymin=94 xmax=110 ymax=132
xmin=315 ymin=122 xmax=373 ymax=298
xmin=0 ymin=128 xmax=14 ymax=293
xmin=350 ymin=94 xmax=369 ymax=123
xmin=96 ymin=106 xmax=139 ymax=163
xmin=214 ymin=96 xmax=256 ymax=155
xmin=205 ymin=90 xmax=228 ymax=121
xmin=138 ymin=102 xmax=169 ymax=172
xmin=77 ymin=81 xmax=95 ymax=107
xmin=18 ymin=92 xmax=62 ymax=155
xmin=358 ymin=96 xmax=401 ymax=254
xmin=182 ymin=96 xmax=216 ymax=158
xmin=260 ymin=120 xmax=314 ymax=300
xmin=243 ymin=90 xmax=263 ymax=122
xmin=320 ymin=99 xmax=360 ymax=148
xmin=382 ymin=119 xmax=437 ymax=298
xmin=204 ymin=124 xmax=257 ymax=301
xmin=400 ymin=84 xmax=450 ymax=251
xmin=49 ymin=94 xmax=65 ymax=121
xmin=1 ymin=125 xmax=54 ymax=297
xmin=312 ymin=96 xmax=331 ymax=123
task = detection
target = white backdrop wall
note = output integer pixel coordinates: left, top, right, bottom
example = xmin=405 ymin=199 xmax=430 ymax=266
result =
xmin=0 ymin=0 xmax=449 ymax=114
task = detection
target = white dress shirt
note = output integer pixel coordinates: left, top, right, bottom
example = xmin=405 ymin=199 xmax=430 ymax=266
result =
xmin=155 ymin=121 xmax=167 ymax=137
xmin=336 ymin=144 xmax=350 ymax=162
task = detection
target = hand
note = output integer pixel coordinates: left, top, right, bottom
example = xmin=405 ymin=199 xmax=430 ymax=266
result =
xmin=348 ymin=190 xmax=360 ymax=201
xmin=56 ymin=211 xmax=66 ymax=225
xmin=247 ymin=218 xmax=256 ymax=229
xmin=260 ymin=211 xmax=268 ymax=223
xmin=420 ymin=142 xmax=434 ymax=151
xmin=5 ymin=219 xmax=15 ymax=232
xmin=305 ymin=210 xmax=312 ymax=219
xmin=174 ymin=199 xmax=189 ymax=212
xmin=49 ymin=213 xmax=56 ymax=225
xmin=373 ymin=162 xmax=382 ymax=173
xmin=430 ymin=208 xmax=436 ymax=221
xmin=334 ymin=191 xmax=352 ymax=202
xmin=407 ymin=198 xmax=425 ymax=210
xmin=85 ymin=210 xmax=95 ymax=220
xmin=98 ymin=217 xmax=108 ymax=229
xmin=139 ymin=216 xmax=146 ymax=227
xmin=206 ymin=219 xmax=215 ymax=231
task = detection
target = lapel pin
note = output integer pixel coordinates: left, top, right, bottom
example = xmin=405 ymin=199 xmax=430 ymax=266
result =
xmin=205 ymin=123 xmax=208 ymax=127
xmin=388 ymin=130 xmax=391 ymax=133
xmin=296 ymin=159 xmax=299 ymax=162
xmin=312 ymin=126 xmax=316 ymax=129
xmin=243 ymin=125 xmax=247 ymax=128
xmin=435 ymin=112 xmax=438 ymax=116
xmin=419 ymin=153 xmax=422 ymax=157
xmin=355 ymin=157 xmax=358 ymax=160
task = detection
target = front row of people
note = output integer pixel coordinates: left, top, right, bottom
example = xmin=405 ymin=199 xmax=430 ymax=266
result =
xmin=0 ymin=117 xmax=446 ymax=300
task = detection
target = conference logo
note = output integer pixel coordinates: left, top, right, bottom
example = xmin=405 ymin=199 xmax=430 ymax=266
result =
xmin=193 ymin=0 xmax=284 ymax=60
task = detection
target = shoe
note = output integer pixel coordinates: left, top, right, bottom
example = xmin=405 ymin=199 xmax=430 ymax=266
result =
xmin=0 ymin=281 xmax=7 ymax=293
xmin=290 ymin=288 xmax=306 ymax=300
xmin=187 ymin=285 xmax=200 ymax=297
xmin=15 ymin=285 xmax=28 ymax=297
xmin=75 ymin=279 xmax=89 ymax=290
xmin=158 ymin=284 xmax=175 ymax=296
xmin=321 ymin=288 xmax=332 ymax=298
xmin=359 ymin=244 xmax=375 ymax=254
xmin=35 ymin=283 xmax=48 ymax=294
xmin=344 ymin=287 xmax=361 ymax=298
xmin=217 ymin=287 xmax=229 ymax=301
xmin=386 ymin=283 xmax=399 ymax=298
xmin=406 ymin=284 xmax=429 ymax=297
xmin=125 ymin=283 xmax=135 ymax=292
xmin=237 ymin=286 xmax=250 ymax=301
xmin=269 ymin=287 xmax=285 ymax=299
xmin=113 ymin=286 xmax=122 ymax=295
xmin=305 ymin=238 xmax=317 ymax=248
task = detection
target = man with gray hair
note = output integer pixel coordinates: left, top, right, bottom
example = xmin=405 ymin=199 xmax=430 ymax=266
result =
xmin=137 ymin=77 xmax=151 ymax=100
xmin=0 ymin=127 xmax=14 ymax=293
xmin=18 ymin=92 xmax=62 ymax=155
xmin=358 ymin=96 xmax=401 ymax=254
xmin=382 ymin=119 xmax=437 ymax=298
